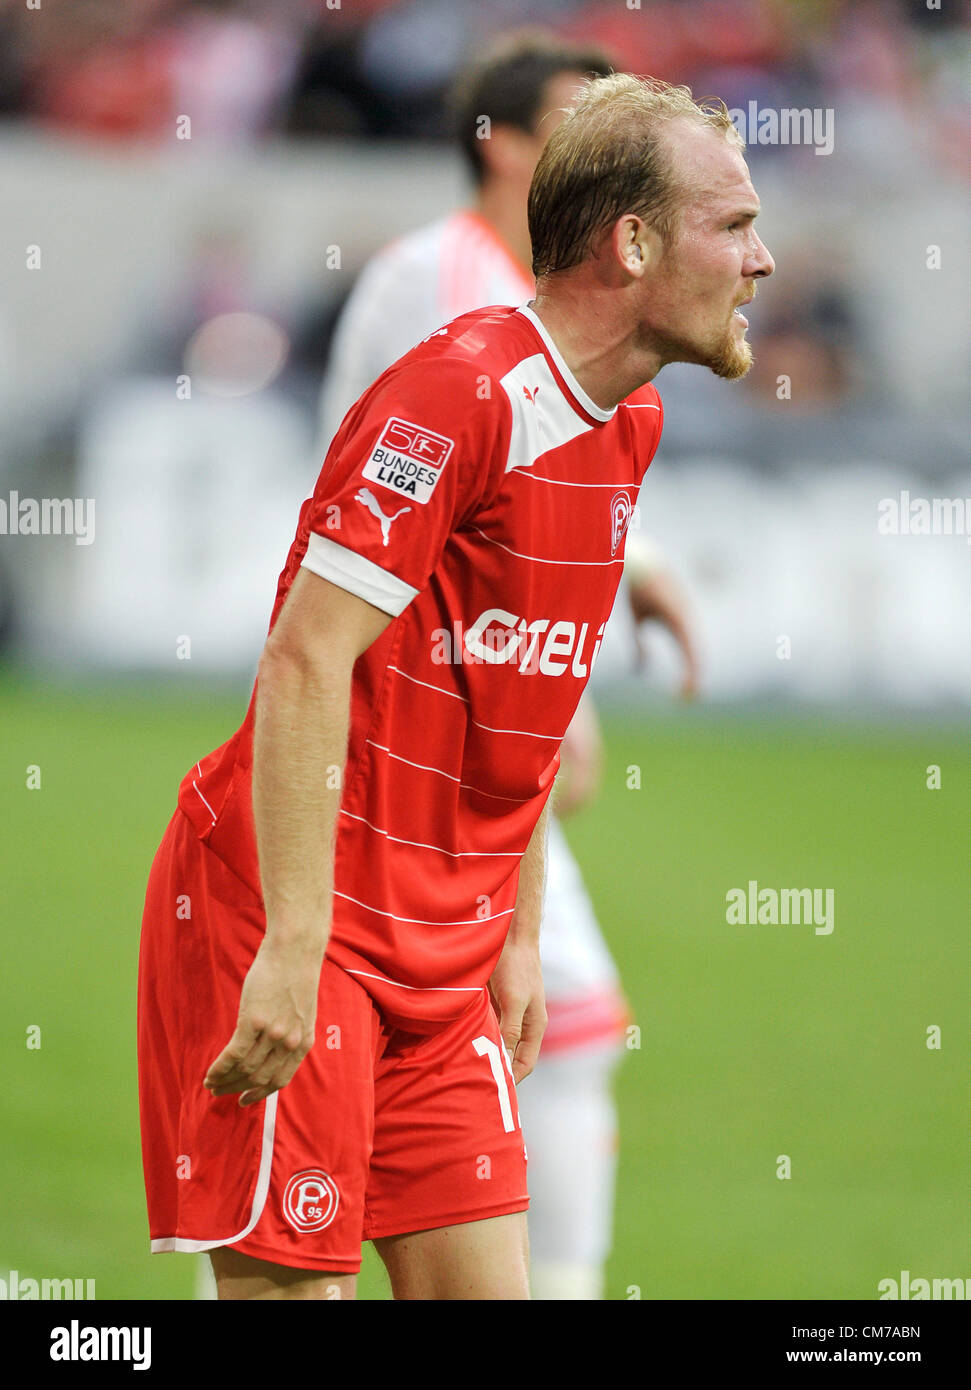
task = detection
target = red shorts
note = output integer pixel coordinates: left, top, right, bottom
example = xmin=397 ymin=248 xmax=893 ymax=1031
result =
xmin=138 ymin=811 xmax=529 ymax=1273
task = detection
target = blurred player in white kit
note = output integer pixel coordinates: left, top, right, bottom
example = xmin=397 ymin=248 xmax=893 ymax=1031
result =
xmin=316 ymin=31 xmax=700 ymax=1299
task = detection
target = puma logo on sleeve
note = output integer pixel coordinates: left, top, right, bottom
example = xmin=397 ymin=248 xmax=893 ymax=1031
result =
xmin=354 ymin=487 xmax=412 ymax=546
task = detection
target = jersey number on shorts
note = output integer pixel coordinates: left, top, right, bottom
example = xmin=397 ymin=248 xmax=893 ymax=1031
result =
xmin=472 ymin=1035 xmax=520 ymax=1134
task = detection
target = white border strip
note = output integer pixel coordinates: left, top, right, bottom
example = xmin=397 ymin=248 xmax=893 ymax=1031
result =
xmin=150 ymin=1092 xmax=278 ymax=1255
xmin=339 ymin=808 xmax=519 ymax=857
xmin=471 ymin=526 xmax=624 ymax=567
xmin=301 ymin=533 xmax=418 ymax=616
xmin=345 ymin=968 xmax=486 ymax=995
xmin=334 ymin=886 xmax=515 ymax=926
xmin=516 ymin=303 xmax=616 ymax=422
xmin=365 ymin=738 xmax=531 ymax=803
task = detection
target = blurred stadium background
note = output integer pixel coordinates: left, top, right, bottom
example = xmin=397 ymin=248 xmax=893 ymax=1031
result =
xmin=2 ymin=0 xmax=968 ymax=1300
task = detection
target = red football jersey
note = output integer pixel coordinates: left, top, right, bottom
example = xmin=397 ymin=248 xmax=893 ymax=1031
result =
xmin=178 ymin=304 xmax=663 ymax=1029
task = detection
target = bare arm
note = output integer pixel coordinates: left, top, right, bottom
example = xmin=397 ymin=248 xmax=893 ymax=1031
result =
xmin=509 ymin=795 xmax=551 ymax=938
xmin=488 ymin=795 xmax=550 ymax=1084
xmin=554 ymin=692 xmax=605 ymax=817
xmin=625 ymin=534 xmax=701 ymax=699
xmin=204 ymin=568 xmax=392 ymax=1106
xmin=628 ymin=566 xmax=701 ymax=700
xmin=252 ymin=569 xmax=390 ymax=942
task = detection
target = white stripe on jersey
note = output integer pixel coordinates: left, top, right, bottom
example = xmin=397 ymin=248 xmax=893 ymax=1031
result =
xmin=471 ymin=526 xmax=626 ymax=568
xmin=383 ymin=664 xmax=563 ymax=740
xmin=365 ymin=738 xmax=533 ymax=803
xmin=192 ymin=780 xmax=218 ymax=826
xmin=346 ymin=968 xmax=486 ymax=994
xmin=470 ymin=718 xmax=562 ymax=740
xmin=339 ymin=808 xmax=521 ymax=857
xmin=387 ymin=664 xmax=469 ymax=702
xmin=333 ymin=887 xmax=515 ymax=927
xmin=515 ymin=471 xmax=653 ymax=489
xmin=388 ymin=663 xmax=566 ymax=740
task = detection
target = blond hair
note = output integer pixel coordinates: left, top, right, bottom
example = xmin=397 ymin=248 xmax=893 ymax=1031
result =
xmin=528 ymin=73 xmax=744 ymax=277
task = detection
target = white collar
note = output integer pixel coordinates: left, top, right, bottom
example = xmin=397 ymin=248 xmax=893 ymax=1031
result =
xmin=516 ymin=302 xmax=617 ymax=423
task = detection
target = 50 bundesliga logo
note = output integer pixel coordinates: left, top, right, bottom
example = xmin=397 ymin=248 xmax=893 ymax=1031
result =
xmin=363 ymin=417 xmax=454 ymax=504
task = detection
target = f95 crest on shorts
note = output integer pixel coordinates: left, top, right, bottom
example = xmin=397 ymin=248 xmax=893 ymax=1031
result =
xmin=282 ymin=1169 xmax=340 ymax=1233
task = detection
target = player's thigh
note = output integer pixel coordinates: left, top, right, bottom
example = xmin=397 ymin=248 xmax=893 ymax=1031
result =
xmin=373 ymin=1210 xmax=529 ymax=1301
xmin=210 ymin=1246 xmax=357 ymax=1301
xmin=365 ymin=990 xmax=530 ymax=1299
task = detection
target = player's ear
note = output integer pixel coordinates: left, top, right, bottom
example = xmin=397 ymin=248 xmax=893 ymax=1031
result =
xmin=611 ymin=216 xmax=654 ymax=279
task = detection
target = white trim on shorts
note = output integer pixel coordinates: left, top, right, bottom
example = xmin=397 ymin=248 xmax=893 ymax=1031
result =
xmin=149 ymin=1092 xmax=279 ymax=1254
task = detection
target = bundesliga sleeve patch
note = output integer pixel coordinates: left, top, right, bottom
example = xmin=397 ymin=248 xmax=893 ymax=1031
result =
xmin=363 ymin=417 xmax=454 ymax=504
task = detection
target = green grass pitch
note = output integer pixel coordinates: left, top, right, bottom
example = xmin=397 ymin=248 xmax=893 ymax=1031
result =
xmin=2 ymin=674 xmax=967 ymax=1299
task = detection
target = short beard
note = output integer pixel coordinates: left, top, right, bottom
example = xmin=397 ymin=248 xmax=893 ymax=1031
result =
xmin=706 ymin=327 xmax=753 ymax=380
xmin=652 ymin=321 xmax=754 ymax=381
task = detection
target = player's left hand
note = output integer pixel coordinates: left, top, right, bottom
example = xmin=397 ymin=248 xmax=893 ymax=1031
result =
xmin=488 ymin=933 xmax=547 ymax=1084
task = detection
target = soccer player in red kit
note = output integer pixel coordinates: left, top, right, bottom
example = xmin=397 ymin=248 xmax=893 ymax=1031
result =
xmin=317 ymin=32 xmax=702 ymax=1300
xmin=138 ymin=72 xmax=773 ymax=1300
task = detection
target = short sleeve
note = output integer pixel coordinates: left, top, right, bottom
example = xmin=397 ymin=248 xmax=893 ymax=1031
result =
xmin=301 ymin=356 xmax=508 ymax=616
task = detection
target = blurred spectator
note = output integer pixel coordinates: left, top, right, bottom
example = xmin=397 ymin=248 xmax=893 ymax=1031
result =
xmin=164 ymin=0 xmax=302 ymax=144
xmin=6 ymin=0 xmax=303 ymax=143
xmin=0 ymin=0 xmax=965 ymax=177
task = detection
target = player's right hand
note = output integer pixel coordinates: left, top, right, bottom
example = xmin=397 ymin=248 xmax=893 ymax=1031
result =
xmin=203 ymin=935 xmax=323 ymax=1108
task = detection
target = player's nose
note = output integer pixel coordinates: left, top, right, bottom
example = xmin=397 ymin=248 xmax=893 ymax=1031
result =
xmin=749 ymin=232 xmax=775 ymax=279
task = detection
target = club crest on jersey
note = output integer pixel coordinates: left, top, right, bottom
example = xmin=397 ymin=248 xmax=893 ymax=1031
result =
xmin=363 ymin=416 xmax=454 ymax=504
xmin=610 ymin=490 xmax=634 ymax=555
xmin=282 ymin=1169 xmax=340 ymax=1234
